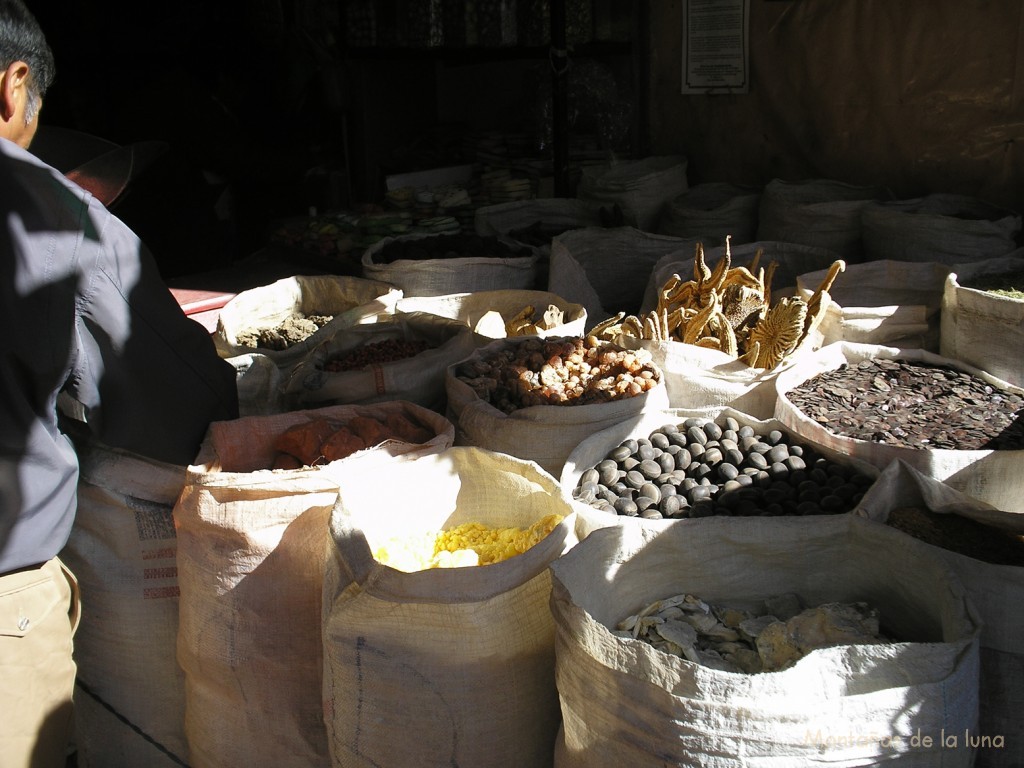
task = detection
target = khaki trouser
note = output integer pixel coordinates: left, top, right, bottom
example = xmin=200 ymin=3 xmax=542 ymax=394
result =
xmin=0 ymin=558 xmax=80 ymax=768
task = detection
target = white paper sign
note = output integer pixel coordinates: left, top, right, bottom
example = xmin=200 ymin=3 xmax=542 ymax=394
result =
xmin=681 ymin=0 xmax=750 ymax=94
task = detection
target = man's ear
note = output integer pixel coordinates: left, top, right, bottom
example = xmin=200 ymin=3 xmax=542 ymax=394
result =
xmin=0 ymin=61 xmax=30 ymax=122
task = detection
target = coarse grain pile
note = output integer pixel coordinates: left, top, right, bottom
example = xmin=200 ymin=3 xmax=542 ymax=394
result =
xmin=573 ymin=415 xmax=874 ymax=519
xmin=324 ymin=337 xmax=432 ymax=372
xmin=453 ymin=335 xmax=660 ymax=413
xmin=886 ymin=506 xmax=1024 ymax=566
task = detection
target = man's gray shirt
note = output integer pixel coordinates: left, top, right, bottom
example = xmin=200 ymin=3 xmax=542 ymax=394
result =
xmin=0 ymin=136 xmax=238 ymax=572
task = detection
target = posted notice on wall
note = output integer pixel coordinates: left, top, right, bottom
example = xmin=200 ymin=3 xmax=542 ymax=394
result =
xmin=681 ymin=0 xmax=749 ymax=94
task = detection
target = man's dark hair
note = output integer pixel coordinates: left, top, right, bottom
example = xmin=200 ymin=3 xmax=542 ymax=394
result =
xmin=0 ymin=0 xmax=55 ymax=100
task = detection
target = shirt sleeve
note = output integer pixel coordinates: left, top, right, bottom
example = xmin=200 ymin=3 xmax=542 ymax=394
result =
xmin=66 ymin=197 xmax=238 ymax=465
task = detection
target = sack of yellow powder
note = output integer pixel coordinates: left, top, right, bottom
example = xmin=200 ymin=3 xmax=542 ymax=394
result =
xmin=322 ymin=446 xmax=585 ymax=768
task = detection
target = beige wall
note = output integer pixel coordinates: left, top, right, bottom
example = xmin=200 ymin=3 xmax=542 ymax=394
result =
xmin=646 ymin=0 xmax=1024 ymax=212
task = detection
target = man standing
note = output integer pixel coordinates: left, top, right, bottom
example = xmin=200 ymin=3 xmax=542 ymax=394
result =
xmin=0 ymin=2 xmax=238 ymax=765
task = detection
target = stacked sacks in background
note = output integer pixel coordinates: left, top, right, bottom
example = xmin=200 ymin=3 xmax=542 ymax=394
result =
xmin=577 ymin=155 xmax=690 ymax=233
xmin=361 ymin=231 xmax=540 ymax=297
xmin=862 ymin=193 xmax=1021 ymax=266
xmin=657 ymin=181 xmax=761 ymax=247
xmin=756 ymin=177 xmax=888 ymax=262
xmin=548 ymin=226 xmax=700 ymax=328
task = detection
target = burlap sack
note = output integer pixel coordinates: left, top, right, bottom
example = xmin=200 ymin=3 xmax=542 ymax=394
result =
xmin=321 ymin=447 xmax=582 ymax=768
xmin=445 ymin=336 xmax=671 ymax=476
xmin=774 ymin=341 xmax=1024 ymax=513
xmin=756 ymin=177 xmax=888 ymax=261
xmin=940 ymin=252 xmax=1024 ymax=388
xmin=214 ymin=274 xmax=402 ymax=366
xmin=796 ymin=259 xmax=951 ymax=351
xmin=395 ymin=288 xmax=587 ymax=339
xmin=283 ymin=311 xmax=487 ymax=412
xmin=62 ymin=438 xmax=189 ymax=768
xmin=854 ymin=459 xmax=1024 ymax=768
xmin=550 ymin=514 xmax=980 ymax=767
xmin=577 ymin=155 xmax=690 ymax=232
xmin=174 ymin=403 xmax=453 ymax=768
xmin=862 ymin=194 xmax=1022 ymax=265
xmin=549 ymin=226 xmax=699 ymax=327
xmin=361 ymin=231 xmax=539 ymax=297
xmin=657 ymin=181 xmax=761 ymax=246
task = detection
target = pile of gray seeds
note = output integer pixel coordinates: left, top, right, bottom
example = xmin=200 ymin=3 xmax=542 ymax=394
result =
xmin=573 ymin=415 xmax=875 ymax=519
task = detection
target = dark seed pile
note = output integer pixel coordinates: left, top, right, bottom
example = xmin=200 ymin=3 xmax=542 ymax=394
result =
xmin=573 ymin=416 xmax=874 ymax=520
xmin=784 ymin=358 xmax=1024 ymax=450
xmin=887 ymin=507 xmax=1024 ymax=567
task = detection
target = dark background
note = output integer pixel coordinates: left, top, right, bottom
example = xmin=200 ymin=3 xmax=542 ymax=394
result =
xmin=28 ymin=0 xmax=347 ymax=276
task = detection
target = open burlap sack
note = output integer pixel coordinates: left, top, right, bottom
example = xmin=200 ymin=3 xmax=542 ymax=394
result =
xmin=941 ymin=251 xmax=1024 ymax=388
xmin=854 ymin=459 xmax=1024 ymax=768
xmin=214 ymin=274 xmax=401 ymax=366
xmin=774 ymin=341 xmax=1024 ymax=513
xmin=550 ymin=513 xmax=980 ymax=767
xmin=321 ymin=446 xmax=584 ymax=768
xmin=174 ymin=403 xmax=453 ymax=768
xmin=395 ymin=289 xmax=587 ymax=339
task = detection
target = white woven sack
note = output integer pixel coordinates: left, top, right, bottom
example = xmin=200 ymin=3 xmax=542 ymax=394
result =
xmin=774 ymin=341 xmax=1024 ymax=513
xmin=862 ymin=194 xmax=1022 ymax=265
xmin=619 ymin=338 xmax=790 ymax=420
xmin=854 ymin=459 xmax=1024 ymax=768
xmin=445 ymin=337 xmax=671 ymax=477
xmin=473 ymin=198 xmax=606 ymax=243
xmin=550 ymin=514 xmax=981 ymax=767
xmin=174 ymin=403 xmax=454 ymax=768
xmin=657 ymin=181 xmax=761 ymax=245
xmin=941 ymin=252 xmax=1024 ymax=388
xmin=549 ymin=226 xmax=700 ymax=328
xmin=283 ymin=311 xmax=486 ymax=412
xmin=226 ymin=352 xmax=284 ymax=416
xmin=61 ymin=439 xmax=189 ymax=768
xmin=214 ymin=274 xmax=402 ymax=366
xmin=756 ymin=178 xmax=888 ymax=261
xmin=578 ymin=155 xmax=690 ymax=232
xmin=321 ymin=446 xmax=582 ymax=768
xmin=361 ymin=231 xmax=539 ymax=297
xmin=395 ymin=289 xmax=587 ymax=339
xmin=639 ymin=240 xmax=842 ymax=316
xmin=796 ymin=260 xmax=951 ymax=352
